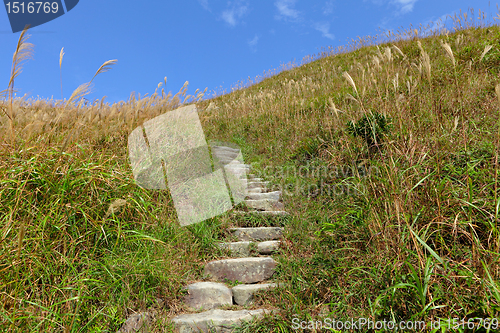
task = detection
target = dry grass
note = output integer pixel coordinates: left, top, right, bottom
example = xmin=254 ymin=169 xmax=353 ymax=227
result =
xmin=2 ymin=7 xmax=500 ymax=332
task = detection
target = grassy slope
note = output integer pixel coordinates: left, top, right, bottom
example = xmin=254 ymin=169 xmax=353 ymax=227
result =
xmin=199 ymin=21 xmax=500 ymax=331
xmin=2 ymin=12 xmax=500 ymax=332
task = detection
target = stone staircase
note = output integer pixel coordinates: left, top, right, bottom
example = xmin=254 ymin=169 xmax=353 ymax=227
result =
xmin=118 ymin=145 xmax=287 ymax=333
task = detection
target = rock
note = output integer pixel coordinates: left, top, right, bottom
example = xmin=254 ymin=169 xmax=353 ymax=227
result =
xmin=184 ymin=282 xmax=233 ymax=311
xmin=247 ymin=181 xmax=269 ymax=189
xmin=250 ymin=210 xmax=289 ymax=216
xmin=246 ymin=191 xmax=282 ymax=201
xmin=217 ymin=241 xmax=251 ymax=257
xmin=211 ymin=146 xmax=240 ymax=154
xmin=258 ymin=241 xmax=281 ymax=254
xmin=118 ymin=311 xmax=154 ymax=333
xmin=172 ymin=309 xmax=269 ymax=333
xmin=232 ymin=283 xmax=277 ymax=305
xmin=248 ymin=177 xmax=263 ymax=182
xmin=246 ymin=187 xmax=262 ymax=194
xmin=245 ymin=199 xmax=284 ymax=211
xmin=230 ymin=227 xmax=283 ymax=241
xmin=231 ymin=210 xmax=289 ymax=216
xmin=204 ymin=257 xmax=277 ymax=283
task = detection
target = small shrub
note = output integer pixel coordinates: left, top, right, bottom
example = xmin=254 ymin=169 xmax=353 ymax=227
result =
xmin=346 ymin=111 xmax=392 ymax=151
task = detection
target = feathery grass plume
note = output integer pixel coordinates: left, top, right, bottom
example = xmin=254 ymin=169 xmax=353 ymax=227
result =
xmin=417 ymin=41 xmax=431 ymax=83
xmin=440 ymin=40 xmax=456 ymax=67
xmin=328 ymin=97 xmax=345 ymax=117
xmin=5 ymin=26 xmax=34 ymax=146
xmin=479 ymin=45 xmax=493 ymax=62
xmin=343 ymin=72 xmax=358 ymax=96
xmin=104 ymin=199 xmax=128 ymax=218
xmin=90 ymin=59 xmax=117 ymax=83
xmin=372 ymin=56 xmax=381 ymax=70
xmin=384 ymin=47 xmax=392 ymax=63
xmin=59 ymin=47 xmax=64 ymax=100
xmin=455 ymin=34 xmax=464 ymax=48
xmin=66 ymin=82 xmax=92 ymax=107
xmin=392 ymin=44 xmax=406 ymax=59
xmin=161 ymin=77 xmax=168 ymax=99
xmin=392 ymin=73 xmax=399 ymax=92
xmin=65 ymin=59 xmax=117 ymax=107
xmin=495 ymin=84 xmax=500 ymax=109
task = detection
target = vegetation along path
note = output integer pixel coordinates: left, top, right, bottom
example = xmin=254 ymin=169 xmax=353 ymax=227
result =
xmin=2 ymin=8 xmax=500 ymax=333
xmin=119 ymin=144 xmax=288 ymax=332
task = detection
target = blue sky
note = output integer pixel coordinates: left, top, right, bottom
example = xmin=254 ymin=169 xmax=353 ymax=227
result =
xmin=0 ymin=0 xmax=495 ymax=104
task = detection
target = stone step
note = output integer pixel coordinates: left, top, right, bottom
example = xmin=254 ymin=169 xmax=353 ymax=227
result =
xmin=211 ymin=146 xmax=240 ymax=153
xmin=212 ymin=150 xmax=240 ymax=157
xmin=225 ymin=161 xmax=248 ymax=166
xmin=184 ymin=282 xmax=232 ymax=311
xmin=258 ymin=240 xmax=281 ymax=254
xmin=232 ymin=210 xmax=289 ymax=216
xmin=248 ymin=177 xmax=263 ymax=182
xmin=118 ymin=311 xmax=154 ymax=333
xmin=230 ymin=227 xmax=283 ymax=241
xmin=232 ymin=283 xmax=277 ymax=306
xmin=247 ymin=187 xmax=262 ymax=194
xmin=204 ymin=257 xmax=277 ymax=283
xmin=172 ymin=309 xmax=272 ymax=333
xmin=217 ymin=240 xmax=281 ymax=257
xmin=245 ymin=199 xmax=284 ymax=211
xmin=213 ymin=149 xmax=238 ymax=155
xmin=217 ymin=241 xmax=251 ymax=257
xmin=247 ymin=181 xmax=269 ymax=189
xmin=246 ymin=191 xmax=281 ymax=201
xmin=216 ymin=157 xmax=239 ymax=164
xmin=224 ymin=169 xmax=247 ymax=178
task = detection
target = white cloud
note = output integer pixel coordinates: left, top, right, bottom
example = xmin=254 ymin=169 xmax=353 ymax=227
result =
xmin=367 ymin=0 xmax=418 ymax=14
xmin=314 ymin=22 xmax=334 ymax=39
xmin=394 ymin=0 xmax=417 ymax=14
xmin=198 ymin=0 xmax=210 ymax=11
xmin=323 ymin=0 xmax=334 ymax=15
xmin=221 ymin=0 xmax=249 ymax=27
xmin=274 ymin=0 xmax=300 ymax=21
xmin=248 ymin=35 xmax=259 ymax=52
xmin=248 ymin=35 xmax=259 ymax=47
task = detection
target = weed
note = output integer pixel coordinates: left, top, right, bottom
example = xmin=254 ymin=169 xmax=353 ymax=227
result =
xmin=346 ymin=111 xmax=392 ymax=151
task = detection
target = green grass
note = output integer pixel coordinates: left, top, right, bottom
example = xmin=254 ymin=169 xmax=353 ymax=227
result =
xmin=2 ymin=7 xmax=500 ymax=332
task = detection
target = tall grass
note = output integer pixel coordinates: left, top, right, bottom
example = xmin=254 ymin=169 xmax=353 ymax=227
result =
xmin=197 ymin=7 xmax=500 ymax=331
xmin=1 ymin=6 xmax=500 ymax=332
xmin=2 ymin=26 xmax=33 ymax=147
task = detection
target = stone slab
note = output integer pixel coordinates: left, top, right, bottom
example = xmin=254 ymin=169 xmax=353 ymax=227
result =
xmin=184 ymin=282 xmax=232 ymax=311
xmin=204 ymin=257 xmax=277 ymax=283
xmin=217 ymin=241 xmax=251 ymax=257
xmin=246 ymin=191 xmax=282 ymax=201
xmin=258 ymin=240 xmax=281 ymax=254
xmin=211 ymin=146 xmax=240 ymax=153
xmin=247 ymin=181 xmax=269 ymax=189
xmin=246 ymin=187 xmax=263 ymax=194
xmin=245 ymin=199 xmax=284 ymax=211
xmin=230 ymin=227 xmax=283 ymax=241
xmin=172 ymin=309 xmax=269 ymax=333
xmin=232 ymin=283 xmax=277 ymax=305
xmin=118 ymin=311 xmax=154 ymax=333
xmin=232 ymin=210 xmax=289 ymax=216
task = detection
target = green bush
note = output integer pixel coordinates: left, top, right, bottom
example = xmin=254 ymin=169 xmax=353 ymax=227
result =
xmin=346 ymin=111 xmax=392 ymax=150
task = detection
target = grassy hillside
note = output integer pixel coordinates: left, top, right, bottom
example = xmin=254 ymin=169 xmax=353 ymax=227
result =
xmin=2 ymin=8 xmax=500 ymax=332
